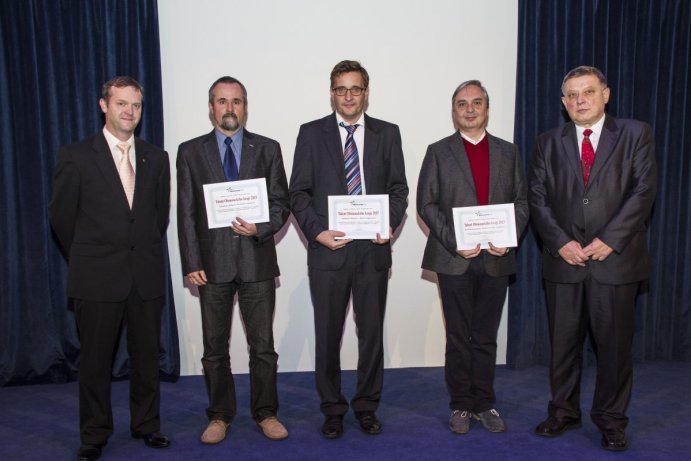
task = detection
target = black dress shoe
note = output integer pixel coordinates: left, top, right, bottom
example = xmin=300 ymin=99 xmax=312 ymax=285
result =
xmin=356 ymin=411 xmax=383 ymax=435
xmin=131 ymin=431 xmax=171 ymax=448
xmin=534 ymin=416 xmax=582 ymax=437
xmin=76 ymin=444 xmax=102 ymax=461
xmin=601 ymin=429 xmax=628 ymax=451
xmin=321 ymin=415 xmax=344 ymax=439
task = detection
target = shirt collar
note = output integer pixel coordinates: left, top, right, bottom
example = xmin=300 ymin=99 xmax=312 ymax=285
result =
xmin=102 ymin=127 xmax=134 ymax=152
xmin=459 ymin=130 xmax=486 ymax=145
xmin=336 ymin=112 xmax=365 ymax=129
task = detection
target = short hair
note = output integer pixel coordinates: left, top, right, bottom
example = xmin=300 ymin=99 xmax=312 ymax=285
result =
xmin=451 ymin=80 xmax=490 ymax=107
xmin=561 ymin=66 xmax=608 ymax=94
xmin=330 ymin=60 xmax=369 ymax=89
xmin=208 ymin=76 xmax=248 ymax=103
xmin=101 ymin=76 xmax=144 ymax=102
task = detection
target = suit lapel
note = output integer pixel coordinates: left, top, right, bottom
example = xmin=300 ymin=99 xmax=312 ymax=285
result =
xmin=447 ymin=132 xmax=478 ymax=204
xmin=486 ymin=134 xmax=502 ymax=204
xmin=587 ymin=115 xmax=618 ymax=187
xmin=363 ymin=114 xmax=380 ymax=187
xmin=322 ymin=114 xmax=347 ymax=191
xmin=202 ymin=131 xmax=226 ymax=183
xmin=132 ymin=138 xmax=153 ymax=210
xmin=560 ymin=123 xmax=585 ymax=188
xmin=91 ymin=133 xmax=131 ymax=212
xmin=239 ymin=130 xmax=256 ymax=179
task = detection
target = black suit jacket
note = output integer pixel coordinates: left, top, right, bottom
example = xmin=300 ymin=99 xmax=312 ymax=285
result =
xmin=289 ymin=113 xmax=409 ymax=271
xmin=176 ymin=129 xmax=289 ymax=284
xmin=417 ymin=131 xmax=529 ymax=277
xmin=49 ymin=132 xmax=170 ymax=301
xmin=529 ymin=115 xmax=657 ymax=284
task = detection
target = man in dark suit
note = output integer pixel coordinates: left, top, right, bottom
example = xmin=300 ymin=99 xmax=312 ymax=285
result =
xmin=289 ymin=60 xmax=408 ymax=438
xmin=177 ymin=76 xmax=290 ymax=444
xmin=417 ymin=80 xmax=529 ymax=435
xmin=49 ymin=76 xmax=171 ymax=461
xmin=529 ymin=66 xmax=657 ymax=451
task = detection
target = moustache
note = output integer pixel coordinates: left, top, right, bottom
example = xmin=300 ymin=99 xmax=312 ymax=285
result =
xmin=223 ymin=112 xmax=237 ymax=119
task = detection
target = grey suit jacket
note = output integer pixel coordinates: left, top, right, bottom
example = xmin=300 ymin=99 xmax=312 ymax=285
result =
xmin=528 ymin=115 xmax=657 ymax=284
xmin=289 ymin=113 xmax=409 ymax=271
xmin=49 ymin=132 xmax=170 ymax=301
xmin=176 ymin=129 xmax=289 ymax=284
xmin=417 ymin=131 xmax=529 ymax=276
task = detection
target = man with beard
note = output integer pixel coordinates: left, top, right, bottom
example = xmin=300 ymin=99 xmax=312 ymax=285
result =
xmin=177 ymin=76 xmax=290 ymax=444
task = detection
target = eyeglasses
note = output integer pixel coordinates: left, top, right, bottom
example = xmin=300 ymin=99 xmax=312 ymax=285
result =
xmin=332 ymin=86 xmax=366 ymax=96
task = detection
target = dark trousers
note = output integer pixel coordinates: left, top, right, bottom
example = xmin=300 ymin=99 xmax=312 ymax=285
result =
xmin=438 ymin=259 xmax=508 ymax=413
xmin=309 ymin=241 xmax=389 ymax=416
xmin=198 ymin=278 xmax=278 ymax=423
xmin=545 ymin=277 xmax=638 ymax=432
xmin=75 ymin=290 xmax=163 ymax=445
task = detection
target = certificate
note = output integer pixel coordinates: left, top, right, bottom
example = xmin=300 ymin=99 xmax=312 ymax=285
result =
xmin=328 ymin=194 xmax=389 ymax=239
xmin=203 ymin=178 xmax=270 ymax=229
xmin=452 ymin=203 xmax=517 ymax=250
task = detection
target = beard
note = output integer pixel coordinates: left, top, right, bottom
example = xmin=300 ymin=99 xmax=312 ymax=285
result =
xmin=220 ymin=113 xmax=239 ymax=132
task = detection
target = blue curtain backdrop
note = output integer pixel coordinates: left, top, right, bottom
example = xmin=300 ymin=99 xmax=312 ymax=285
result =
xmin=509 ymin=0 xmax=691 ymax=367
xmin=0 ymin=0 xmax=179 ymax=385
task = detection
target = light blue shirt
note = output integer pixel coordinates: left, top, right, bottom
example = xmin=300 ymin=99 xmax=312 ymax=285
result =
xmin=214 ymin=127 xmax=243 ymax=169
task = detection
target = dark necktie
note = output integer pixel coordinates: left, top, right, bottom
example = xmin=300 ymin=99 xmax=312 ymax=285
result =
xmin=223 ymin=137 xmax=239 ymax=181
xmin=581 ymin=128 xmax=595 ymax=185
xmin=340 ymin=122 xmax=362 ymax=195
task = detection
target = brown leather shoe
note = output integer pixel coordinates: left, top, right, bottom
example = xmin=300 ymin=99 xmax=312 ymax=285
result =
xmin=257 ymin=416 xmax=288 ymax=440
xmin=201 ymin=420 xmax=230 ymax=444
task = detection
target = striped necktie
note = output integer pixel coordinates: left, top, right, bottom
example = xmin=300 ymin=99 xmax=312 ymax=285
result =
xmin=340 ymin=122 xmax=362 ymax=195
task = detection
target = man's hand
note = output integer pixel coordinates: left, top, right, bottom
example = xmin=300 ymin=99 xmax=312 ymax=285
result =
xmin=231 ymin=217 xmax=257 ymax=236
xmin=187 ymin=270 xmax=207 ymax=286
xmin=457 ymin=244 xmax=481 ymax=259
xmin=487 ymin=242 xmax=510 ymax=257
xmin=316 ymin=230 xmax=352 ymax=250
xmin=583 ymin=237 xmax=614 ymax=262
xmin=372 ymin=227 xmax=393 ymax=245
xmin=558 ymin=240 xmax=588 ymax=266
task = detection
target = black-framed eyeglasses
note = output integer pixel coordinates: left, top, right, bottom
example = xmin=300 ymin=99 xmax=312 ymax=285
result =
xmin=332 ymin=86 xmax=366 ymax=96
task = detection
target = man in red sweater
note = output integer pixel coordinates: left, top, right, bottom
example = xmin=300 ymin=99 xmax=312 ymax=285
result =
xmin=417 ymin=80 xmax=529 ymax=435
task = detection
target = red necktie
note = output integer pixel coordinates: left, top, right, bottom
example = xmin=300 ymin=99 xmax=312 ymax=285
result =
xmin=581 ymin=128 xmax=595 ymax=185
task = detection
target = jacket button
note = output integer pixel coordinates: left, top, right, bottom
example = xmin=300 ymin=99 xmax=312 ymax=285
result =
xmin=582 ymin=198 xmax=589 ymax=205
xmin=130 ymin=246 xmax=135 ymax=251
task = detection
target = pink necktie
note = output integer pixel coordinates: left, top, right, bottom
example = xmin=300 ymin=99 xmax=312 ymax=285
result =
xmin=116 ymin=142 xmax=135 ymax=208
xmin=581 ymin=129 xmax=595 ymax=185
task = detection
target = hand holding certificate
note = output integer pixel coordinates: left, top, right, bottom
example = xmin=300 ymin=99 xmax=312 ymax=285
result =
xmin=203 ymin=178 xmax=270 ymax=229
xmin=453 ymin=203 xmax=517 ymax=250
xmin=328 ymin=195 xmax=390 ymax=240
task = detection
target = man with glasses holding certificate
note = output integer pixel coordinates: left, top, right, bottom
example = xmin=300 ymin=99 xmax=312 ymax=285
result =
xmin=289 ymin=60 xmax=408 ymax=439
xmin=417 ymin=80 xmax=528 ymax=435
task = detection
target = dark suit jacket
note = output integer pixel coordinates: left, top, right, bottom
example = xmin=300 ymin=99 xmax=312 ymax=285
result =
xmin=528 ymin=115 xmax=657 ymax=284
xmin=289 ymin=113 xmax=409 ymax=271
xmin=417 ymin=131 xmax=529 ymax=276
xmin=49 ymin=132 xmax=170 ymax=302
xmin=176 ymin=129 xmax=289 ymax=284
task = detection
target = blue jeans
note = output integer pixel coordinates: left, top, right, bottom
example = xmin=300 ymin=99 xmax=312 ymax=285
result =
xmin=198 ymin=278 xmax=278 ymax=422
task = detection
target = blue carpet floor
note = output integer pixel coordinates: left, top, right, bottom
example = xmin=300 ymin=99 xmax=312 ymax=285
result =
xmin=1 ymin=363 xmax=690 ymax=460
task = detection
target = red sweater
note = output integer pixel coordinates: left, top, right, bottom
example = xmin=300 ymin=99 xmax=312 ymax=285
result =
xmin=462 ymin=136 xmax=490 ymax=206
